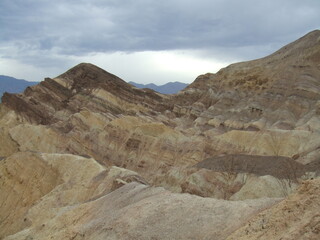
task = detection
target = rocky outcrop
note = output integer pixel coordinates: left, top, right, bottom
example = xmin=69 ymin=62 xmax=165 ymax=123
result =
xmin=0 ymin=152 xmax=62 ymax=238
xmin=0 ymin=152 xmax=281 ymax=240
xmin=0 ymin=152 xmax=147 ymax=239
xmin=227 ymin=179 xmax=320 ymax=240
xmin=1 ymin=63 xmax=169 ymax=125
xmin=174 ymin=30 xmax=320 ymax=132
xmin=1 ymin=30 xmax=320 ymax=239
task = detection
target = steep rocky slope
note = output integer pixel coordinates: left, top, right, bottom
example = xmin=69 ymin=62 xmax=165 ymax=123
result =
xmin=227 ymin=179 xmax=320 ymax=240
xmin=175 ymin=30 xmax=320 ymax=133
xmin=1 ymin=30 xmax=320 ymax=239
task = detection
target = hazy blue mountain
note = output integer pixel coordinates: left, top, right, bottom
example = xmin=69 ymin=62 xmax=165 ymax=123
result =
xmin=129 ymin=81 xmax=188 ymax=94
xmin=0 ymin=75 xmax=38 ymax=101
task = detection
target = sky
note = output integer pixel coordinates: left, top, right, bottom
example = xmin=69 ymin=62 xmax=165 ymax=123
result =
xmin=0 ymin=0 xmax=319 ymax=84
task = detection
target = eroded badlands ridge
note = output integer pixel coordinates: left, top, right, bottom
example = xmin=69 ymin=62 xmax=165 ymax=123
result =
xmin=1 ymin=30 xmax=320 ymax=239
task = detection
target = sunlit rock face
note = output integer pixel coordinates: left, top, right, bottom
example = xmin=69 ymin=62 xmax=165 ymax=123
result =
xmin=1 ymin=30 xmax=320 ymax=239
xmin=227 ymin=178 xmax=320 ymax=240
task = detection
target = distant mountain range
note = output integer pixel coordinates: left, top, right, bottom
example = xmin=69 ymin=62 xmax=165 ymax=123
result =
xmin=0 ymin=75 xmax=38 ymax=101
xmin=0 ymin=75 xmax=186 ymax=101
xmin=129 ymin=81 xmax=188 ymax=94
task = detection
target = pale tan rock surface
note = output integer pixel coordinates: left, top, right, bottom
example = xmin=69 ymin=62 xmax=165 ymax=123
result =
xmin=0 ymin=152 xmax=279 ymax=240
xmin=1 ymin=30 xmax=320 ymax=239
xmin=213 ymin=129 xmax=320 ymax=157
xmin=4 ymin=182 xmax=279 ymax=240
xmin=0 ymin=152 xmax=62 ymax=238
xmin=0 ymin=152 xmax=147 ymax=239
xmin=227 ymin=179 xmax=320 ymax=240
xmin=0 ymin=128 xmax=18 ymax=157
xmin=230 ymin=175 xmax=298 ymax=200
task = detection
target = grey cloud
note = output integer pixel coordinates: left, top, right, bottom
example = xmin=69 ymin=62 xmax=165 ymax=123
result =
xmin=0 ymin=0 xmax=320 ymax=73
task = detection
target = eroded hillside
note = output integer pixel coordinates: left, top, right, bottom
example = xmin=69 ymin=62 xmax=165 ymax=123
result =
xmin=1 ymin=30 xmax=320 ymax=239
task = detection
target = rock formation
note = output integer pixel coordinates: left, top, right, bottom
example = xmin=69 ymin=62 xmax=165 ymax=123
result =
xmin=1 ymin=30 xmax=320 ymax=239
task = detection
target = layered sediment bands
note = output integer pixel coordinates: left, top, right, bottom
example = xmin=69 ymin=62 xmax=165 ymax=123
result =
xmin=1 ymin=30 xmax=320 ymax=239
xmin=185 ymin=30 xmax=320 ymax=93
xmin=6 ymin=115 xmax=207 ymax=170
xmin=55 ymin=63 xmax=169 ymax=113
xmin=1 ymin=63 xmax=170 ymax=125
xmin=1 ymin=92 xmax=54 ymax=124
xmin=211 ymin=130 xmax=320 ymax=157
xmin=173 ymin=31 xmax=320 ymax=134
xmin=153 ymin=166 xmax=299 ymax=200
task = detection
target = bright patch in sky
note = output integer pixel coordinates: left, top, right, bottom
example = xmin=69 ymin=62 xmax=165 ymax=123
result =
xmin=1 ymin=50 xmax=231 ymax=84
xmin=0 ymin=58 xmax=46 ymax=81
xmin=70 ymin=51 xmax=230 ymax=84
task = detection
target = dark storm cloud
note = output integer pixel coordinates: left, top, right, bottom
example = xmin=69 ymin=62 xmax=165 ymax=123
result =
xmin=1 ymin=0 xmax=319 ymax=54
xmin=0 ymin=0 xmax=319 ymax=81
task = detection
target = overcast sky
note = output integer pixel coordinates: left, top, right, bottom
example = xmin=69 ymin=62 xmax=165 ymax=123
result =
xmin=1 ymin=0 xmax=319 ymax=84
